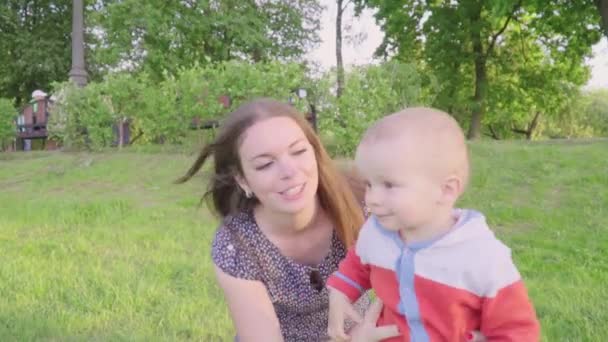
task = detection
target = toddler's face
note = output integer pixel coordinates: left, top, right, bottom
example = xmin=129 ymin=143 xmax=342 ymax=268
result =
xmin=355 ymin=140 xmax=442 ymax=232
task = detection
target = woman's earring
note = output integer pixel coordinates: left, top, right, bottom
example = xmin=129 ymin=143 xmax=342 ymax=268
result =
xmin=245 ymin=189 xmax=253 ymax=198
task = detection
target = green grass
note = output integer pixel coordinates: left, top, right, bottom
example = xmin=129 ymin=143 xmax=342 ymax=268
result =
xmin=1 ymin=140 xmax=607 ymax=341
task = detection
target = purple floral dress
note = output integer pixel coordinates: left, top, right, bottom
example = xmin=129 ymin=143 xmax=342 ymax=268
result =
xmin=212 ymin=209 xmax=370 ymax=341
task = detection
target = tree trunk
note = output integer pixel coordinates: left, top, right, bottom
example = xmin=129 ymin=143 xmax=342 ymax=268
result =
xmin=336 ymin=0 xmax=345 ymax=99
xmin=118 ymin=119 xmax=124 ymax=149
xmin=597 ymin=0 xmax=608 ymax=38
xmin=252 ymin=48 xmax=263 ymax=62
xmin=526 ymin=111 xmax=541 ymax=140
xmin=468 ymin=20 xmax=486 ymax=140
xmin=512 ymin=111 xmax=541 ymax=140
xmin=467 ymin=1 xmax=518 ymax=139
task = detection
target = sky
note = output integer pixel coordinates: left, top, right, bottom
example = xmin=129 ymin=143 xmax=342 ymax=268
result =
xmin=307 ymin=0 xmax=608 ymax=90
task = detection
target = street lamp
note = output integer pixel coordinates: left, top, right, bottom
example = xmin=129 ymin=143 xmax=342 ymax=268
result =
xmin=69 ymin=0 xmax=88 ymax=87
xmin=290 ymin=87 xmax=317 ymax=132
xmin=296 ymin=88 xmax=307 ymax=100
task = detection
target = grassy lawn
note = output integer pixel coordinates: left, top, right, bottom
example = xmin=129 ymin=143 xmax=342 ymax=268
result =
xmin=1 ymin=140 xmax=607 ymax=341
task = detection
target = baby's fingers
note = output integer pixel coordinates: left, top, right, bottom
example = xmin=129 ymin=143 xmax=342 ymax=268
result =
xmin=371 ymin=325 xmax=401 ymax=341
xmin=345 ymin=304 xmax=363 ymax=324
xmin=328 ymin=314 xmax=350 ymax=341
xmin=328 ymin=326 xmax=351 ymax=342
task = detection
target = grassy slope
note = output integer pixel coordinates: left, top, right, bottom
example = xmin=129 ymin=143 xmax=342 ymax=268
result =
xmin=0 ymin=139 xmax=607 ymax=341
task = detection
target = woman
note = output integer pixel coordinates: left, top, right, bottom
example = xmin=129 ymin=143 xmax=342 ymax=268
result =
xmin=177 ymin=98 xmax=483 ymax=342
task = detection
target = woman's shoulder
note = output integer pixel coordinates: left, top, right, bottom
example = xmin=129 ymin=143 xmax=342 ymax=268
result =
xmin=211 ymin=211 xmax=261 ymax=281
xmin=212 ymin=211 xmax=257 ymax=250
xmin=214 ymin=211 xmax=251 ymax=237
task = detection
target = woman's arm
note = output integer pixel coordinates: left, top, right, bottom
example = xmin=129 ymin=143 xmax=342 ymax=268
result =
xmin=214 ymin=265 xmax=284 ymax=342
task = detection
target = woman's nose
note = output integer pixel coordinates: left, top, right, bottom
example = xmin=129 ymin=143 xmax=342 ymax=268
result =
xmin=277 ymin=158 xmax=297 ymax=179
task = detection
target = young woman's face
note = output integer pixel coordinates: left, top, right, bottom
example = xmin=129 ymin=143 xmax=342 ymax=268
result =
xmin=236 ymin=116 xmax=319 ymax=215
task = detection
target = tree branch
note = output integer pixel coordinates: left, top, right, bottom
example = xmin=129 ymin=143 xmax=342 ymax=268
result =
xmin=483 ymin=132 xmax=500 ymax=140
xmin=528 ymin=111 xmax=541 ymax=132
xmin=485 ymin=0 xmax=522 ymax=59
xmin=511 ymin=127 xmax=529 ymax=135
xmin=128 ymin=131 xmax=144 ymax=145
xmin=519 ymin=29 xmax=527 ymax=64
xmin=488 ymin=125 xmax=501 ymax=140
xmin=341 ymin=0 xmax=353 ymax=14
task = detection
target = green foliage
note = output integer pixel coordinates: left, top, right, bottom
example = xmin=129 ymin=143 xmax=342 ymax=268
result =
xmin=319 ymin=61 xmax=430 ymax=156
xmin=0 ymin=98 xmax=17 ymax=149
xmin=47 ymin=61 xmax=309 ymax=149
xmin=358 ymin=0 xmax=603 ymax=139
xmin=48 ymin=82 xmax=114 ymax=149
xmin=482 ymin=22 xmax=592 ymax=140
xmin=582 ymin=89 xmax=608 ymax=136
xmin=0 ymin=0 xmax=319 ymax=110
xmin=0 ymin=0 xmax=73 ymax=107
xmin=135 ymin=73 xmax=185 ymax=145
xmin=91 ymin=0 xmax=322 ymax=80
xmin=174 ymin=60 xmax=308 ymax=123
xmin=542 ymin=89 xmax=608 ymax=139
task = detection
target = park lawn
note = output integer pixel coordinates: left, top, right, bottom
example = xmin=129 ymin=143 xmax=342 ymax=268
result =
xmin=0 ymin=139 xmax=607 ymax=341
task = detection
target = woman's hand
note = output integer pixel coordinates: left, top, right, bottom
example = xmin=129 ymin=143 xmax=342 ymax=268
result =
xmin=340 ymin=299 xmax=488 ymax=342
xmin=347 ymin=299 xmax=401 ymax=342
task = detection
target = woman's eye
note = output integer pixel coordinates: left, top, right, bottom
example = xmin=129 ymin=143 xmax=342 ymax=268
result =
xmin=364 ymin=181 xmax=372 ymax=189
xmin=383 ymin=181 xmax=394 ymax=189
xmin=293 ymin=148 xmax=307 ymax=155
xmin=255 ymin=162 xmax=273 ymax=170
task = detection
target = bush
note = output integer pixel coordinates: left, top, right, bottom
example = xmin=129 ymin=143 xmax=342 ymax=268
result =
xmin=0 ymin=98 xmax=17 ymax=150
xmin=318 ymin=61 xmax=428 ymax=156
xmin=47 ymin=61 xmax=309 ymax=149
xmin=540 ymin=89 xmax=608 ymax=139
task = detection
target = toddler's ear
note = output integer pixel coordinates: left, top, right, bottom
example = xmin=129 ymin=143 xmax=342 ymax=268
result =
xmin=439 ymin=175 xmax=462 ymax=205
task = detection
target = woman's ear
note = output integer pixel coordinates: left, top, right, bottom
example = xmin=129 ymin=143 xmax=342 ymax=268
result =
xmin=234 ymin=173 xmax=253 ymax=198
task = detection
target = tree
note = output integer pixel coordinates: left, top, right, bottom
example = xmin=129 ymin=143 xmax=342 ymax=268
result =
xmin=482 ymin=14 xmax=592 ymax=140
xmin=90 ymin=0 xmax=322 ymax=80
xmin=335 ymin=0 xmax=350 ymax=98
xmin=598 ymin=0 xmax=608 ymax=37
xmin=0 ymin=98 xmax=17 ymax=150
xmin=47 ymin=61 xmax=309 ymax=149
xmin=320 ymin=60 xmax=429 ymax=155
xmin=358 ymin=0 xmax=603 ymax=139
xmin=581 ymin=89 xmax=608 ymax=136
xmin=0 ymin=0 xmax=73 ymax=107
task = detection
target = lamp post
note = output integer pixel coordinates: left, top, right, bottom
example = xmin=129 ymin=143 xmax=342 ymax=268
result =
xmin=69 ymin=0 xmax=88 ymax=87
xmin=291 ymin=87 xmax=317 ymax=132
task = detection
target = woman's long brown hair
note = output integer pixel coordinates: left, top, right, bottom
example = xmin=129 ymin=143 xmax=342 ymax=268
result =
xmin=176 ymin=98 xmax=364 ymax=247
